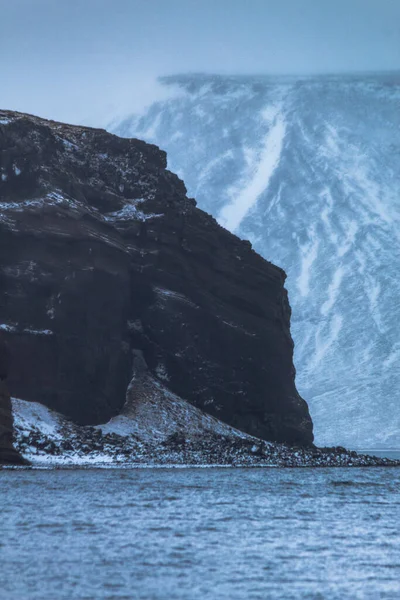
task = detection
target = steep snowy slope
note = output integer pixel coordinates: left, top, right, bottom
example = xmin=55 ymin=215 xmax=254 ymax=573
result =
xmin=111 ymin=73 xmax=400 ymax=448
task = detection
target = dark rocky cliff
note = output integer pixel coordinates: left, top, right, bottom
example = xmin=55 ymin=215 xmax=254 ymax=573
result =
xmin=0 ymin=109 xmax=313 ymax=449
xmin=0 ymin=337 xmax=26 ymax=464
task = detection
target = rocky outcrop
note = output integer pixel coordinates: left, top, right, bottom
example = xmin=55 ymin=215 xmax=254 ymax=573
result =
xmin=0 ymin=337 xmax=26 ymax=464
xmin=0 ymin=109 xmax=313 ymax=446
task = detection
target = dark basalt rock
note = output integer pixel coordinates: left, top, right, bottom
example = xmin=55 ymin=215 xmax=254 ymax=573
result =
xmin=0 ymin=109 xmax=313 ymax=446
xmin=0 ymin=337 xmax=27 ymax=464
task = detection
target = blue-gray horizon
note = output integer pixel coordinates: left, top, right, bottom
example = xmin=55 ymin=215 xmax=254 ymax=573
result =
xmin=1 ymin=0 xmax=399 ymax=124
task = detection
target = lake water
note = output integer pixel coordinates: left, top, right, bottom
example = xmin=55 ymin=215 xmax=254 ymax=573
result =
xmin=1 ymin=467 xmax=400 ymax=600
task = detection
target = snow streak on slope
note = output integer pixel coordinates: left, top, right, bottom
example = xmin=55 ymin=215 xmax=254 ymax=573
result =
xmin=219 ymin=105 xmax=286 ymax=231
xmin=110 ymin=74 xmax=400 ymax=449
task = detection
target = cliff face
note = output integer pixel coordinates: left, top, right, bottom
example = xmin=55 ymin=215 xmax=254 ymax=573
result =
xmin=0 ymin=337 xmax=25 ymax=464
xmin=0 ymin=109 xmax=313 ymax=446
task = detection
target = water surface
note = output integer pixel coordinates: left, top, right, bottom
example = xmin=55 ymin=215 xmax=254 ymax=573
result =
xmin=1 ymin=467 xmax=399 ymax=599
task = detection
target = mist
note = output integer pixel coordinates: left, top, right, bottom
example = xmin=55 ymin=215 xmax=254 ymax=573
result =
xmin=1 ymin=0 xmax=399 ymax=124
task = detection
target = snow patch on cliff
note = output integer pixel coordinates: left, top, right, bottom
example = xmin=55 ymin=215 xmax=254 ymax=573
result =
xmin=0 ymin=323 xmax=17 ymax=333
xmin=23 ymin=328 xmax=53 ymax=336
xmin=104 ymin=199 xmax=163 ymax=223
xmin=13 ymin=398 xmax=64 ymax=440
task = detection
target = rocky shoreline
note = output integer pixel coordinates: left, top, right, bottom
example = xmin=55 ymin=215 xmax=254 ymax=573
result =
xmin=10 ymin=406 xmax=400 ymax=468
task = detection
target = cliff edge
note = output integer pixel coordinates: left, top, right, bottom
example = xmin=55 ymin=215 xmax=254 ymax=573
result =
xmin=0 ymin=109 xmax=313 ymax=448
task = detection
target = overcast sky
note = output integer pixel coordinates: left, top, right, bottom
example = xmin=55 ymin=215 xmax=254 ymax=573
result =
xmin=1 ymin=0 xmax=399 ymax=124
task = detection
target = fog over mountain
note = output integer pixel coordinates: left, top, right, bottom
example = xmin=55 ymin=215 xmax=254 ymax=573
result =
xmin=1 ymin=0 xmax=399 ymax=124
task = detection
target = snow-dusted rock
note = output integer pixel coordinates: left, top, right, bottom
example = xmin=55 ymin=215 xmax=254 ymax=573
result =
xmin=0 ymin=108 xmax=312 ymax=455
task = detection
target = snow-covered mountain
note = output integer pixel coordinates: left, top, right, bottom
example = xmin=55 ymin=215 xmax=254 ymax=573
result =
xmin=110 ymin=73 xmax=400 ymax=449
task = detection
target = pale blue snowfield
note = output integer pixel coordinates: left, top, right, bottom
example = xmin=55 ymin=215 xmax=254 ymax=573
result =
xmin=110 ymin=72 xmax=400 ymax=451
